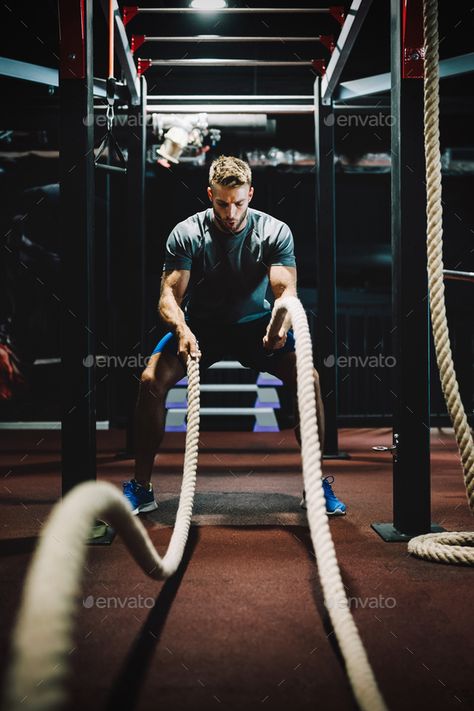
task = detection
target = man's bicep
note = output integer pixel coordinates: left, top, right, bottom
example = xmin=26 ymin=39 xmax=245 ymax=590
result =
xmin=161 ymin=269 xmax=191 ymax=303
xmin=268 ymin=265 xmax=297 ymax=298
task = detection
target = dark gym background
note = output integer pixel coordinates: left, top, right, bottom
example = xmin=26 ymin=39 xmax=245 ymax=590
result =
xmin=0 ymin=0 xmax=473 ymax=428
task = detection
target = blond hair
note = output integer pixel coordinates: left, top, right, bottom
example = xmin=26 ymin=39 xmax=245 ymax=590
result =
xmin=208 ymin=155 xmax=252 ymax=188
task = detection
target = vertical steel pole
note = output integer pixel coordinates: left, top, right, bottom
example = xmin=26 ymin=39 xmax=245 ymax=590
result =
xmin=104 ymin=142 xmax=115 ymax=424
xmin=372 ymin=0 xmax=442 ymax=540
xmin=314 ymin=77 xmax=346 ymax=458
xmin=124 ymin=76 xmax=147 ymax=454
xmin=59 ymin=0 xmax=96 ymax=495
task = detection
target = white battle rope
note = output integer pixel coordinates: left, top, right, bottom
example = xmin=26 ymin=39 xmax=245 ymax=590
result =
xmin=3 ymin=7 xmax=471 ymax=710
xmin=268 ymin=296 xmax=387 ymax=711
xmin=408 ymin=0 xmax=474 ymax=565
xmin=1 ymin=357 xmax=200 ymax=711
xmin=2 ymin=295 xmax=387 ymax=711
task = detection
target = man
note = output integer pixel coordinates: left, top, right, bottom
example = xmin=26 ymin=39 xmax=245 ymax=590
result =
xmin=123 ymin=155 xmax=346 ymax=516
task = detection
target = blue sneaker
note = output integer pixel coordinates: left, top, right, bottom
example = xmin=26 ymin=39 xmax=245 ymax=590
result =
xmin=122 ymin=479 xmax=158 ymax=515
xmin=300 ymin=476 xmax=346 ymax=516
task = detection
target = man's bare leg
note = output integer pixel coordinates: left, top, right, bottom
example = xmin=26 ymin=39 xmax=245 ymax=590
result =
xmin=133 ymin=350 xmax=185 ymax=488
xmin=266 ymin=351 xmax=346 ymax=514
xmin=266 ymin=352 xmax=325 ymax=449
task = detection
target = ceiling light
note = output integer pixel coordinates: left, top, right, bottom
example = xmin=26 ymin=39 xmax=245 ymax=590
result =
xmin=190 ymin=0 xmax=227 ymax=11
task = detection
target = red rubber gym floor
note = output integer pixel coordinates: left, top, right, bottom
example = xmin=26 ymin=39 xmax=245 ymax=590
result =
xmin=0 ymin=428 xmax=473 ymax=711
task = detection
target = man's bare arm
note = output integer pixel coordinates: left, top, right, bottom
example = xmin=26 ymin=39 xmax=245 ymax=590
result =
xmin=268 ymin=265 xmax=297 ymax=300
xmin=159 ymin=270 xmax=190 ymax=332
xmin=159 ymin=270 xmax=200 ymax=361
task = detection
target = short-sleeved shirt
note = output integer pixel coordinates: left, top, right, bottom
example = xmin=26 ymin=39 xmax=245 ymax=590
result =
xmin=163 ymin=207 xmax=296 ymax=324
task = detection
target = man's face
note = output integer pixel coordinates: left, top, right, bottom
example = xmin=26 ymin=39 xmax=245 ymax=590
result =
xmin=207 ymin=183 xmax=254 ymax=234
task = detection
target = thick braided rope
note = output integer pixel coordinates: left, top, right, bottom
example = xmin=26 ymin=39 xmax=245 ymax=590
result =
xmin=407 ymin=0 xmax=474 ymax=565
xmin=270 ymin=296 xmax=387 ymax=711
xmin=1 ymin=356 xmax=200 ymax=711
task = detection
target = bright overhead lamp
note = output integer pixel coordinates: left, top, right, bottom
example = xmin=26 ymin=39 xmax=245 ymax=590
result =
xmin=190 ymin=0 xmax=227 ymax=10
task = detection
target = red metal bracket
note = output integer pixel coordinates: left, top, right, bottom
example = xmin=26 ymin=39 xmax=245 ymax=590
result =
xmin=137 ymin=58 xmax=153 ymax=77
xmin=329 ymin=5 xmax=345 ymax=26
xmin=320 ymin=35 xmax=335 ymax=53
xmin=58 ymin=0 xmax=86 ymax=80
xmin=402 ymin=0 xmax=424 ymax=79
xmin=312 ymin=59 xmax=327 ymax=76
xmin=122 ymin=5 xmax=138 ymax=26
xmin=130 ymin=34 xmax=146 ymax=54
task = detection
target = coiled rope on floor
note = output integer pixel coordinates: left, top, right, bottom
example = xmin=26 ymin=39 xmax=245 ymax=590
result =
xmin=2 ymin=357 xmax=201 ymax=711
xmin=407 ymin=0 xmax=474 ymax=565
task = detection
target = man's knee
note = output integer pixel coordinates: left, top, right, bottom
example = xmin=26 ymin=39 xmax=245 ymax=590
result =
xmin=139 ymin=368 xmax=167 ymax=400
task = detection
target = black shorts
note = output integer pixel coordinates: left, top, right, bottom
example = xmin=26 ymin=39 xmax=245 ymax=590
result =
xmin=151 ymin=313 xmax=295 ymax=372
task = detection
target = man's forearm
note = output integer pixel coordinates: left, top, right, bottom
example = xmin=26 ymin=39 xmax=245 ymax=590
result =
xmin=158 ymin=292 xmax=187 ymax=335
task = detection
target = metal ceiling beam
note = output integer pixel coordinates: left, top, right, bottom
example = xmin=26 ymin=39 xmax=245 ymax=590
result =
xmin=147 ymin=94 xmax=313 ymax=100
xmin=145 ymin=94 xmax=392 ymax=108
xmin=337 ymin=71 xmax=390 ymax=100
xmin=336 ymin=51 xmax=474 ymax=101
xmin=95 ymin=102 xmax=393 ymax=113
xmin=0 ymin=12 xmax=138 ymax=102
xmin=0 ymin=56 xmax=128 ymax=101
xmin=0 ymin=56 xmax=58 ymax=86
xmin=146 ymin=104 xmax=314 ymax=113
xmin=439 ymin=51 xmax=474 ymax=78
xmin=321 ymin=0 xmax=373 ymax=105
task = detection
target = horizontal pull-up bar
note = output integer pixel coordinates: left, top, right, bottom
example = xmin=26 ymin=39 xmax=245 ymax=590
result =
xmin=96 ymin=101 xmax=389 ymax=113
xmin=123 ymin=6 xmax=344 ymax=25
xmin=130 ymin=6 xmax=333 ymax=11
xmin=135 ymin=35 xmax=330 ymax=42
xmin=146 ymin=104 xmax=314 ymax=113
xmin=146 ymin=94 xmax=313 ymax=100
xmin=136 ymin=57 xmax=327 ymax=75
xmin=443 ymin=269 xmax=474 ymax=283
xmin=130 ymin=34 xmax=335 ymax=53
xmin=145 ymin=95 xmax=390 ymax=110
xmin=141 ymin=58 xmax=317 ymax=67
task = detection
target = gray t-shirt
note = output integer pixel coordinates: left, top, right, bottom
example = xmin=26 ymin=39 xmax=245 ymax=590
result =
xmin=163 ymin=207 xmax=296 ymax=324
